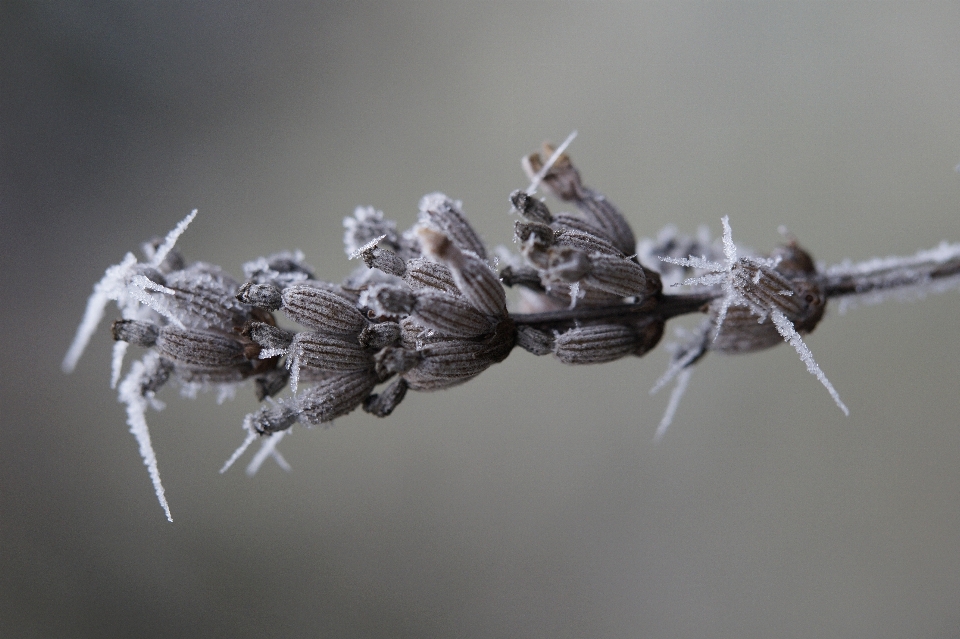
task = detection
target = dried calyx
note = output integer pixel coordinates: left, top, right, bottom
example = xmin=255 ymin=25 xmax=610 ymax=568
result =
xmin=64 ymin=138 xmax=960 ymax=521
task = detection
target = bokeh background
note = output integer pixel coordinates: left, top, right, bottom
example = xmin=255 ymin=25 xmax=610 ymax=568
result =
xmin=4 ymin=2 xmax=960 ymax=637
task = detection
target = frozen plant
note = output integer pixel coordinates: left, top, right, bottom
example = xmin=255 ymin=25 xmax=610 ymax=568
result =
xmin=64 ymin=136 xmax=960 ymax=521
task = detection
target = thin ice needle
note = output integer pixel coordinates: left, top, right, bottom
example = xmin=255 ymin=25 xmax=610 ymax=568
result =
xmin=526 ymin=130 xmax=578 ymax=195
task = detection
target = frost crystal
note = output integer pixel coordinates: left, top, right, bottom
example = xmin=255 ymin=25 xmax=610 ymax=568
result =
xmin=118 ymin=352 xmax=173 ymax=522
xmin=771 ymin=310 xmax=849 ymax=416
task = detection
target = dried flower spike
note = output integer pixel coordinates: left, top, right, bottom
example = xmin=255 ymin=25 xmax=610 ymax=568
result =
xmin=64 ymin=135 xmax=960 ymax=520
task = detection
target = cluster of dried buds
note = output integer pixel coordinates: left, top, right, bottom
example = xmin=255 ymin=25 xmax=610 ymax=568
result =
xmin=64 ymin=136 xmax=960 ymax=520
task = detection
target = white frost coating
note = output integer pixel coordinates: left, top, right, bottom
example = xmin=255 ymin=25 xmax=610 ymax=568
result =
xmin=824 ymin=241 xmax=960 ymax=278
xmin=771 ymin=310 xmax=849 ymax=416
xmin=289 ymin=346 xmax=302 ymax=394
xmin=246 ymin=430 xmax=290 ymax=477
xmin=220 ymin=420 xmax=257 ymax=474
xmin=259 ymin=348 xmax=288 ymax=359
xmin=64 ymin=212 xmax=199 ymax=374
xmin=110 ymin=340 xmax=129 ymax=389
xmin=525 ymin=130 xmax=578 ymax=195
xmin=660 ymin=255 xmax=719 ymax=271
xmin=128 ymin=275 xmax=185 ymax=327
xmin=62 ymin=253 xmax=138 ymax=373
xmin=650 ymin=337 xmax=703 ymax=396
xmin=349 ymin=234 xmax=387 ymax=260
xmin=654 ymin=368 xmax=692 ymax=442
xmin=117 ymin=353 xmax=173 ymax=522
xmin=149 ymin=209 xmax=197 ymax=268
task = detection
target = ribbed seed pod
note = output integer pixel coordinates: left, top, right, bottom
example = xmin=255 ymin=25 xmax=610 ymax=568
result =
xmin=290 ymin=333 xmax=373 ymax=372
xmin=551 ymin=213 xmax=607 ymax=240
xmin=403 ymin=258 xmax=461 ymax=296
xmin=402 ymin=340 xmax=500 ymax=390
xmin=417 ymin=227 xmax=508 ymax=318
xmin=408 ymin=289 xmax=496 ymax=338
xmin=418 ymin=193 xmax=487 ymax=260
xmin=711 ymin=305 xmax=785 ymax=354
xmin=515 ymin=325 xmax=555 ymax=355
xmin=581 ymin=253 xmax=656 ymax=298
xmin=297 ymin=369 xmax=379 ymax=425
xmin=552 ymin=227 xmax=624 ymax=257
xmin=174 ymin=364 xmax=247 ymax=385
xmin=359 ymin=243 xmax=407 ymax=276
xmin=155 ymin=326 xmax=247 ymax=368
xmin=281 ymin=285 xmax=368 ymax=335
xmin=552 ymin=324 xmax=641 ymax=364
xmin=156 ymin=265 xmax=249 ymax=330
xmin=402 ymin=322 xmax=514 ymax=390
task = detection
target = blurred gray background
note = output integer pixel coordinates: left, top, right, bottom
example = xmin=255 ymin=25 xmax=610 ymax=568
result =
xmin=4 ymin=2 xmax=960 ymax=637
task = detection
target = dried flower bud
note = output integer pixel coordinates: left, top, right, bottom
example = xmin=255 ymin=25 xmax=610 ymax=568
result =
xmin=362 ymin=378 xmax=408 ymax=417
xmin=242 ymin=251 xmax=314 ymax=288
xmin=248 ymin=402 xmax=299 ymax=435
xmin=155 ymin=326 xmax=248 ymax=368
xmin=297 ymin=369 xmax=379 ymax=426
xmin=364 ymin=284 xmax=417 ymax=317
xmin=418 ymin=193 xmax=487 ymax=260
xmin=402 ymin=321 xmax=514 ymax=390
xmin=358 ymin=322 xmax=402 ymax=350
xmin=552 ymin=226 xmax=623 ymax=257
xmin=408 ymin=289 xmax=497 ymax=338
xmin=417 ymin=226 xmax=508 ymax=318
xmin=280 ymin=285 xmax=368 ymax=335
xmin=359 ymin=242 xmax=407 ymax=276
xmin=236 ymin=282 xmax=282 ymax=310
xmin=523 ymin=144 xmax=636 ymax=255
xmin=242 ymin=322 xmax=294 ymax=351
xmin=403 ymin=258 xmax=460 ymax=296
xmin=552 ymin=324 xmax=642 ymax=364
xmin=515 ymin=325 xmax=555 ymax=355
xmin=510 ymin=189 xmax=553 ymax=224
xmin=580 ymin=253 xmax=657 ymax=299
xmin=141 ymin=264 xmax=248 ymax=331
xmin=290 ymin=333 xmax=373 ymax=373
xmin=499 ymin=264 xmax=544 ymax=291
xmin=112 ymin=319 xmax=159 ymax=347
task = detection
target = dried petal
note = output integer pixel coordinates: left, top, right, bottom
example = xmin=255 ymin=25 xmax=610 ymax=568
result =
xmin=417 ymin=226 xmax=507 ymax=318
xmin=510 ymin=189 xmax=553 ymax=225
xmin=358 ymin=322 xmax=402 ymax=349
xmin=418 ymin=193 xmax=487 ymax=260
xmin=363 ymin=378 xmax=408 ymax=417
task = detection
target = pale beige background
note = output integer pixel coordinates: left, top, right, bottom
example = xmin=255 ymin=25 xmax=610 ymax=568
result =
xmin=4 ymin=2 xmax=960 ymax=637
